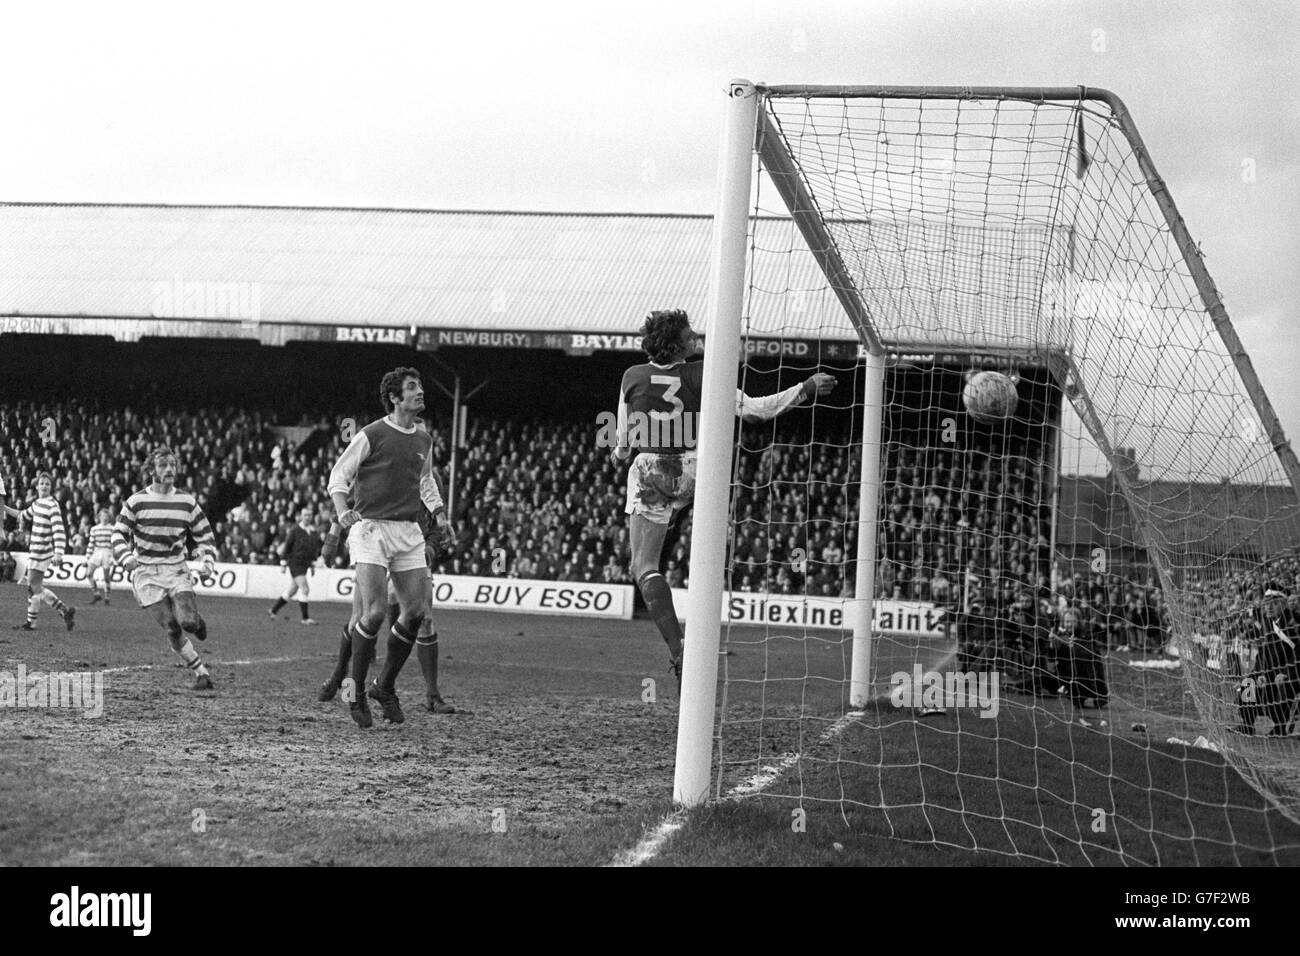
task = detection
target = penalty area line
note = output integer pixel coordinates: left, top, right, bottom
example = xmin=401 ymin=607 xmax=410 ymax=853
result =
xmin=102 ymin=655 xmax=305 ymax=675
xmin=606 ymin=708 xmax=864 ymax=867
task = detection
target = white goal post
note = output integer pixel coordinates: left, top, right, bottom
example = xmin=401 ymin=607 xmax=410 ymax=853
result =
xmin=674 ymin=77 xmax=1300 ymax=844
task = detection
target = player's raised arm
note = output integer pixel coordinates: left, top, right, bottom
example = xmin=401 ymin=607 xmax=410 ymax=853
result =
xmin=327 ymin=430 xmax=371 ymax=527
xmin=735 ymin=372 xmax=836 ymax=424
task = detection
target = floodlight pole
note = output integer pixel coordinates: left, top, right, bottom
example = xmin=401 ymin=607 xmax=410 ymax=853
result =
xmin=673 ymin=80 xmax=758 ymax=807
xmin=423 ymin=353 xmax=489 ymax=518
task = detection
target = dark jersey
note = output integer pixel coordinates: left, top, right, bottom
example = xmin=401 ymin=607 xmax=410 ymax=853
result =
xmin=1255 ymin=610 xmax=1300 ymax=680
xmin=285 ymin=525 xmax=323 ymax=569
xmin=619 ymin=360 xmax=704 ymax=455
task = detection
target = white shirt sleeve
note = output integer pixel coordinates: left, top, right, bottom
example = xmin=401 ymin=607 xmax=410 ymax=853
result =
xmin=614 ymin=385 xmax=631 ymax=457
xmin=735 ymin=383 xmax=808 ymax=423
xmin=420 ymin=449 xmax=444 ymax=514
xmin=327 ymin=432 xmax=372 ymax=497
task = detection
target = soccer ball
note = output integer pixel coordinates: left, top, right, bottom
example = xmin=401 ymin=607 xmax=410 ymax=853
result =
xmin=962 ymin=371 xmax=1019 ymax=424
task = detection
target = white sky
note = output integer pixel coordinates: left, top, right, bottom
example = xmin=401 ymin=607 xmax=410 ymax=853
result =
xmin=1 ymin=0 xmax=1296 ymax=473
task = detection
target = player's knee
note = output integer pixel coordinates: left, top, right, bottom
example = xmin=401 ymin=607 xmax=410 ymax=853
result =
xmin=635 ymin=568 xmax=664 ymax=594
xmin=402 ymin=607 xmax=427 ymax=634
xmin=358 ymin=608 xmax=386 ymax=635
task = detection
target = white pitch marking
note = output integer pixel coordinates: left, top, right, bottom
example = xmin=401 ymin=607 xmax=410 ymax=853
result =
xmin=607 ymin=709 xmax=865 ymax=867
xmin=101 ymin=655 xmax=303 ymax=675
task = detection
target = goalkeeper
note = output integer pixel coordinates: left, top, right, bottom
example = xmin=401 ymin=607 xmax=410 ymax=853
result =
xmin=317 ymin=493 xmax=458 ymax=714
xmin=1233 ymin=586 xmax=1300 ymax=737
xmin=610 ymin=310 xmax=835 ymax=690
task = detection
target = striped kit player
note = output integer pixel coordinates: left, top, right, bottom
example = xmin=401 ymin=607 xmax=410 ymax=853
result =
xmin=327 ymin=367 xmax=455 ymax=728
xmin=112 ymin=446 xmax=217 ymax=691
xmin=6 ymin=472 xmax=75 ymax=632
xmin=87 ymin=508 xmax=116 ymax=605
xmin=611 ymin=310 xmax=835 ymax=690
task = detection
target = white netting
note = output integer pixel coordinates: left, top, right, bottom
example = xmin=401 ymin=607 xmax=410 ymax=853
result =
xmin=713 ymin=88 xmax=1300 ymax=865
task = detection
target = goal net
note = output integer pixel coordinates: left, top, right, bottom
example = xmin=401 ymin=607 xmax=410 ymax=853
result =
xmin=677 ymin=82 xmax=1300 ymax=865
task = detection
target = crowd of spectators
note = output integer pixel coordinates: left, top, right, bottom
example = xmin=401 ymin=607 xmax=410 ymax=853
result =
xmin=0 ymin=395 xmax=1283 ymax=655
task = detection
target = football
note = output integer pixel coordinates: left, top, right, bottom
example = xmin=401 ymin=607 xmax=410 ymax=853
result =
xmin=962 ymin=370 xmax=1019 ymax=424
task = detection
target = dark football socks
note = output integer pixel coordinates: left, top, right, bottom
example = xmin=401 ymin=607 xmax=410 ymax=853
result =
xmin=378 ymin=620 xmax=417 ymax=691
xmin=639 ymin=571 xmax=684 ymax=659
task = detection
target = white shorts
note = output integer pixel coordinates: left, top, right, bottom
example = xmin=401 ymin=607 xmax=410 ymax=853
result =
xmin=132 ymin=562 xmax=195 ymax=608
xmin=88 ymin=549 xmax=114 ymax=573
xmin=625 ymin=453 xmax=697 ymax=525
xmin=25 ymin=556 xmax=55 ymax=580
xmin=350 ymin=518 xmax=426 ymax=574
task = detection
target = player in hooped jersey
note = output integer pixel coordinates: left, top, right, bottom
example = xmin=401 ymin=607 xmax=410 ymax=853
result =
xmin=6 ymin=471 xmax=75 ymax=631
xmin=113 ymin=447 xmax=218 ymax=690
xmin=612 ymin=310 xmax=835 ymax=687
xmin=87 ymin=508 xmax=117 ymax=605
xmin=327 ymin=367 xmax=455 ymax=728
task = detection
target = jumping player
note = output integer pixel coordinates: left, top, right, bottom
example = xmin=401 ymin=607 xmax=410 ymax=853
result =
xmin=611 ymin=310 xmax=835 ymax=688
xmin=317 ymin=501 xmax=457 ymax=713
xmin=268 ymin=507 xmax=324 ymax=624
xmin=112 ymin=447 xmax=217 ymax=690
xmin=9 ymin=472 xmax=75 ymax=632
xmin=327 ymin=367 xmax=452 ymax=728
xmin=87 ymin=508 xmax=116 ymax=605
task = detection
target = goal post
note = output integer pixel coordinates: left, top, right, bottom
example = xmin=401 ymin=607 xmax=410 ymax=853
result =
xmin=672 ymin=80 xmax=759 ymax=807
xmin=678 ymin=79 xmax=1300 ymax=860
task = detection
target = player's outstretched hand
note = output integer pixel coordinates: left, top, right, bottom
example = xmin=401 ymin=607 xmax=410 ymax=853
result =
xmin=201 ymin=555 xmax=216 ymax=577
xmin=338 ymin=509 xmax=361 ymax=530
xmin=805 ymin=372 xmax=837 ymax=397
xmin=435 ymin=520 xmax=457 ymax=552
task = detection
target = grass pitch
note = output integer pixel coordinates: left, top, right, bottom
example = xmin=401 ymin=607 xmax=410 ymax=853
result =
xmin=2 ymin=585 xmax=1297 ymax=866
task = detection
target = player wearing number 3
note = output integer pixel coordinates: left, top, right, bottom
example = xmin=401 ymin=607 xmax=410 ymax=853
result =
xmin=611 ymin=310 xmax=835 ymax=689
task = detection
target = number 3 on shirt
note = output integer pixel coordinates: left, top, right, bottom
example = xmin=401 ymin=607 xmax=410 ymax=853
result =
xmin=649 ymin=375 xmax=684 ymax=421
